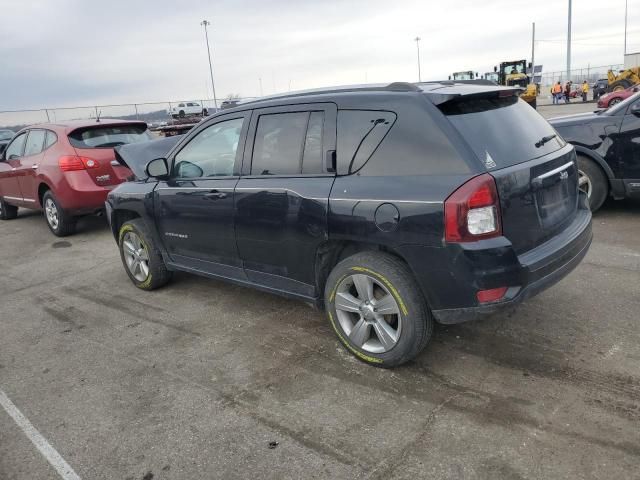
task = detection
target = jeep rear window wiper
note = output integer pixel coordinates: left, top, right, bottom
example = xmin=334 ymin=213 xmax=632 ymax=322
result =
xmin=535 ymin=134 xmax=557 ymax=148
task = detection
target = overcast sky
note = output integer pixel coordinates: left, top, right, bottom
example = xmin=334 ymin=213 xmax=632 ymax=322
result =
xmin=1 ymin=0 xmax=638 ymax=111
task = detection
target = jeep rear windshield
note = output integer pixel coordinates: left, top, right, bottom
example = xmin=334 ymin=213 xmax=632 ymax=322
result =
xmin=439 ymin=95 xmax=566 ymax=169
xmin=68 ymin=124 xmax=153 ymax=149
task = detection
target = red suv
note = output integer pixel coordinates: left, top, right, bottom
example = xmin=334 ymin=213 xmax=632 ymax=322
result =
xmin=0 ymin=120 xmax=152 ymax=236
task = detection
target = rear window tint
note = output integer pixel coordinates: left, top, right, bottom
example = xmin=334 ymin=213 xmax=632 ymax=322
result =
xmin=337 ymin=110 xmax=395 ymax=174
xmin=439 ymin=95 xmax=566 ymax=169
xmin=68 ymin=125 xmax=152 ymax=149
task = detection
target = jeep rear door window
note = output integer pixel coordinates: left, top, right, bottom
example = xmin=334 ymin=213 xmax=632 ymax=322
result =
xmin=336 ymin=110 xmax=395 ymax=174
xmin=301 ymin=111 xmax=324 ymax=174
xmin=251 ymin=112 xmax=309 ymax=175
xmin=68 ymin=125 xmax=153 ymax=149
xmin=439 ymin=95 xmax=566 ymax=168
xmin=24 ymin=130 xmax=46 ymax=156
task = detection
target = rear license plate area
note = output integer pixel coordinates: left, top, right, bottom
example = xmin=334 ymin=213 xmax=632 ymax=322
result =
xmin=536 ymin=180 xmax=574 ymax=228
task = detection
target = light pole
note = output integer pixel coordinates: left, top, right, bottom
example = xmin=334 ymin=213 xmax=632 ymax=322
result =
xmin=624 ymin=0 xmax=628 ymax=55
xmin=200 ymin=20 xmax=218 ymax=109
xmin=531 ymin=22 xmax=536 ymax=81
xmin=567 ymin=0 xmax=572 ymax=82
xmin=414 ymin=36 xmax=422 ymax=82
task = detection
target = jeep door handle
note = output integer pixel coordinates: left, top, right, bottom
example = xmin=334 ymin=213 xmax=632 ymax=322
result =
xmin=204 ymin=191 xmax=227 ymax=200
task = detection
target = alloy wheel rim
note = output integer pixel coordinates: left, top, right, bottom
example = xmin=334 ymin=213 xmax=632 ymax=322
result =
xmin=44 ymin=198 xmax=59 ymax=229
xmin=122 ymin=232 xmax=150 ymax=282
xmin=334 ymin=273 xmax=402 ymax=353
xmin=578 ymin=169 xmax=592 ymax=199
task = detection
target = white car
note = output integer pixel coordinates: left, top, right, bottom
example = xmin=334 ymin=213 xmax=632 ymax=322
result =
xmin=167 ymin=102 xmax=207 ymax=119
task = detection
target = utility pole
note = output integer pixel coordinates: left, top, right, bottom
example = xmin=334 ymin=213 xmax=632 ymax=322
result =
xmin=200 ymin=20 xmax=218 ymax=109
xmin=531 ymin=22 xmax=536 ymax=80
xmin=624 ymin=0 xmax=629 ymax=55
xmin=414 ymin=37 xmax=422 ymax=82
xmin=566 ymin=0 xmax=572 ymax=82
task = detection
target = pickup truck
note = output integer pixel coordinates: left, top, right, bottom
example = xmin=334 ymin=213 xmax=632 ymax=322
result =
xmin=167 ymin=102 xmax=207 ymax=119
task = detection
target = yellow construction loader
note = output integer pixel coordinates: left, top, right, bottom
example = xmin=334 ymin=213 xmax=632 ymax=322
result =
xmin=449 ymin=71 xmax=477 ymax=81
xmin=495 ymin=60 xmax=538 ymax=109
xmin=607 ymin=67 xmax=640 ymax=92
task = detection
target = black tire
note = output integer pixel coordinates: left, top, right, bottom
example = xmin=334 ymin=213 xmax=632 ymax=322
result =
xmin=0 ymin=197 xmax=18 ymax=220
xmin=610 ymin=80 xmax=632 ymax=92
xmin=42 ymin=190 xmax=76 ymax=236
xmin=178 ymin=110 xmax=185 ymax=118
xmin=118 ymin=218 xmax=172 ymax=290
xmin=577 ymin=155 xmax=608 ymax=212
xmin=324 ymin=251 xmax=433 ymax=368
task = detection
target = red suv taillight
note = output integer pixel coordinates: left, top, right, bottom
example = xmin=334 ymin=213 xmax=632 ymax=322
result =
xmin=444 ymin=173 xmax=502 ymax=243
xmin=58 ymin=155 xmax=100 ymax=172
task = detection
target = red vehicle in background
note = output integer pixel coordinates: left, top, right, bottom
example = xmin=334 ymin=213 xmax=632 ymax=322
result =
xmin=0 ymin=120 xmax=152 ymax=236
xmin=598 ymin=85 xmax=639 ymax=108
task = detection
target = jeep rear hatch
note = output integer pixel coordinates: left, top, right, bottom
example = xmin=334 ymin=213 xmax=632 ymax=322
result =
xmin=436 ymin=92 xmax=579 ymax=254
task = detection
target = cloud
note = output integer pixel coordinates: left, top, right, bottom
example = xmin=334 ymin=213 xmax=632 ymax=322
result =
xmin=0 ymin=0 xmax=638 ymax=114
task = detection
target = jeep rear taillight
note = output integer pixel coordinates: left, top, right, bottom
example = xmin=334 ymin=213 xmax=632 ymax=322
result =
xmin=444 ymin=174 xmax=502 ymax=242
xmin=58 ymin=155 xmax=100 ymax=171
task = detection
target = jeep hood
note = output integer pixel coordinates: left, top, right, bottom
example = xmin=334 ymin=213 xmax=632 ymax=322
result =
xmin=114 ymin=135 xmax=182 ymax=179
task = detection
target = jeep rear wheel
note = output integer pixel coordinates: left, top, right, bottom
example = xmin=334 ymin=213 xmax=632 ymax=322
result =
xmin=325 ymin=252 xmax=433 ymax=368
xmin=118 ymin=219 xmax=172 ymax=290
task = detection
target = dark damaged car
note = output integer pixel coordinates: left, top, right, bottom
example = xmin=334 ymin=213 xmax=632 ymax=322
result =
xmin=106 ymin=82 xmax=592 ymax=367
xmin=550 ymin=90 xmax=640 ymax=211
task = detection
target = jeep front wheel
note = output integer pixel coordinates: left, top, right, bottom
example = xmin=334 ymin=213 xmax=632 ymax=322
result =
xmin=118 ymin=219 xmax=172 ymax=290
xmin=324 ymin=252 xmax=433 ymax=368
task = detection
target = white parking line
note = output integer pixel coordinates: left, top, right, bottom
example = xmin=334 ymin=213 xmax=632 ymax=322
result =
xmin=0 ymin=388 xmax=81 ymax=480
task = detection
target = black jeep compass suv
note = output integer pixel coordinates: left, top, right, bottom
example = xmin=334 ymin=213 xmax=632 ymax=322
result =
xmin=106 ymin=82 xmax=592 ymax=367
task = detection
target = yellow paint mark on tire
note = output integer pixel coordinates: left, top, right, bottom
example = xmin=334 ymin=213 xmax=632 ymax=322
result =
xmin=351 ymin=266 xmax=409 ymax=315
xmin=119 ymin=223 xmax=153 ymax=289
xmin=327 ymin=311 xmax=383 ymax=364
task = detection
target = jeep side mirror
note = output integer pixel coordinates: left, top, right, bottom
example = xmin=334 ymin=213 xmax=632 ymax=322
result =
xmin=145 ymin=157 xmax=169 ymax=178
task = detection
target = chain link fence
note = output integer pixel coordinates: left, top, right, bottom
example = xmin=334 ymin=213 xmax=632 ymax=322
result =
xmin=538 ymin=64 xmax=624 ymax=89
xmin=0 ymin=97 xmax=257 ymax=131
xmin=0 ymin=63 xmax=630 ymax=129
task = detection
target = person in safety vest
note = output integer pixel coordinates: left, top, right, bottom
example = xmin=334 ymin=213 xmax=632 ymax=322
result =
xmin=552 ymin=81 xmax=563 ymax=105
xmin=581 ymin=81 xmax=589 ymax=102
